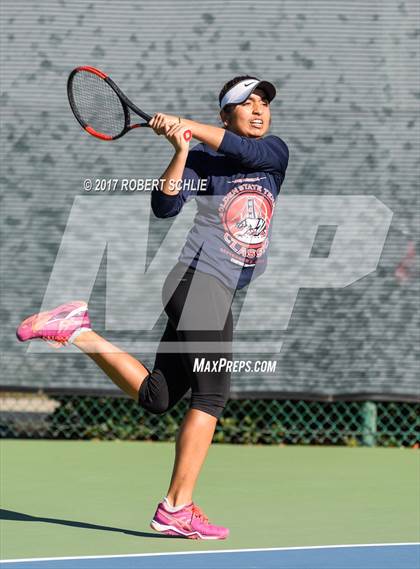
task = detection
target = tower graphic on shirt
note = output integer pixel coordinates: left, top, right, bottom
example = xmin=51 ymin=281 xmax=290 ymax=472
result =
xmin=218 ymin=183 xmax=275 ymax=265
xmin=235 ymin=197 xmax=267 ymax=239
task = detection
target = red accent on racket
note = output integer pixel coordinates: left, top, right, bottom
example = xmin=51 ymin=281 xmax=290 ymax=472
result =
xmin=85 ymin=126 xmax=113 ymax=140
xmin=67 ymin=66 xmax=192 ymax=142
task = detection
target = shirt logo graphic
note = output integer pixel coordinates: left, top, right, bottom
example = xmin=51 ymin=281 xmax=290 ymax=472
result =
xmin=236 ymin=198 xmax=267 ymax=240
xmin=218 ymin=184 xmax=275 ymax=263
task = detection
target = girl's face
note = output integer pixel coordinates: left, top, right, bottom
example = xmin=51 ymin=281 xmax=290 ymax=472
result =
xmin=221 ymin=88 xmax=271 ymax=138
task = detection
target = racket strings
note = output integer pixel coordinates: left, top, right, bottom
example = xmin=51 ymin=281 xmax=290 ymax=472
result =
xmin=71 ymin=71 xmax=126 ymax=137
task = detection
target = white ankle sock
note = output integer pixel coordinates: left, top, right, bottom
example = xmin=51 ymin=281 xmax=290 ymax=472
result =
xmin=163 ymin=496 xmax=187 ymax=512
xmin=68 ymin=327 xmax=92 ymax=344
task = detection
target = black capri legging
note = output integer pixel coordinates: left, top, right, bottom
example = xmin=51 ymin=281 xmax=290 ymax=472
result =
xmin=138 ymin=262 xmax=235 ymax=419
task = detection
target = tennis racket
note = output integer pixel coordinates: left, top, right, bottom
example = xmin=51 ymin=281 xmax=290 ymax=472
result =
xmin=67 ymin=66 xmax=192 ymax=142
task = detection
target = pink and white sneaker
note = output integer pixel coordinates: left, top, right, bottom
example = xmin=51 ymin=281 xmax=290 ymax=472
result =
xmin=150 ymin=500 xmax=229 ymax=540
xmin=16 ymin=301 xmax=91 ymax=348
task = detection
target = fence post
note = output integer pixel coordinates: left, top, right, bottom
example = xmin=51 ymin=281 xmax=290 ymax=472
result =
xmin=362 ymin=401 xmax=377 ymax=447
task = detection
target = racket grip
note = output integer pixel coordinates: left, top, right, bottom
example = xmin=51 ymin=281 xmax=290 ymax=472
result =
xmin=183 ymin=130 xmax=192 ymax=142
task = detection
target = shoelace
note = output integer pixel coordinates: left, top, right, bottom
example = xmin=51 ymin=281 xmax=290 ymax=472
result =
xmin=44 ymin=335 xmax=67 ymax=343
xmin=42 ymin=335 xmax=68 ymax=348
xmin=191 ymin=504 xmax=209 ymax=524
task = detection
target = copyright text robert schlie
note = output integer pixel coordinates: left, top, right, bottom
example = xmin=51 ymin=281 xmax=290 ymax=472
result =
xmin=83 ymin=178 xmax=207 ymax=193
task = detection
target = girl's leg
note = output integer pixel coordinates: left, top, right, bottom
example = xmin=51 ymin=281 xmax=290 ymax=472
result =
xmin=164 ymin=269 xmax=234 ymax=507
xmin=166 ymin=409 xmax=217 ymax=506
xmin=72 ymin=331 xmax=149 ymax=400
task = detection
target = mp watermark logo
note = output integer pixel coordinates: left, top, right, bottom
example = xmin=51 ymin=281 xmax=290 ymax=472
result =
xmin=28 ymin=193 xmax=392 ymax=355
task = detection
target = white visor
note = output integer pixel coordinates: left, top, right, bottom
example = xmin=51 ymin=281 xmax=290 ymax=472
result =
xmin=220 ymin=78 xmax=276 ymax=109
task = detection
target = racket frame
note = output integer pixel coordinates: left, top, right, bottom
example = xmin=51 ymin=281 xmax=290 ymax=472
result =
xmin=68 ymin=66 xmax=153 ymax=141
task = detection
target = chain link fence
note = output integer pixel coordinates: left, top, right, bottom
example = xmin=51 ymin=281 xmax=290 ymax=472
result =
xmin=1 ymin=392 xmax=418 ymax=447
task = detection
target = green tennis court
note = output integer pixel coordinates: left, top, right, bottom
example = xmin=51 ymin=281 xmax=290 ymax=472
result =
xmin=1 ymin=441 xmax=418 ymax=560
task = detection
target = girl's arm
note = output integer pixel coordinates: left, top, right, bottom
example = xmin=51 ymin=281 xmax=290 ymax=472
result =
xmin=149 ymin=113 xmax=225 ymax=153
xmin=149 ymin=119 xmax=197 ymax=218
xmin=148 ymin=113 xmax=288 ymax=174
xmin=157 ymin=121 xmax=191 ymax=196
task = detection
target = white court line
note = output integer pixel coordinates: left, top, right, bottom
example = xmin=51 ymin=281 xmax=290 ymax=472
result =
xmin=1 ymin=542 xmax=419 ymax=564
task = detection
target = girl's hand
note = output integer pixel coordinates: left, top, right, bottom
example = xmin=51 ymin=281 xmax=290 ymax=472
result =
xmin=164 ymin=122 xmax=190 ymax=152
xmin=149 ymin=113 xmax=180 ymax=136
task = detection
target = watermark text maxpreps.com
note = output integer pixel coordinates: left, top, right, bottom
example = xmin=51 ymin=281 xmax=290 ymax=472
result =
xmin=193 ymin=358 xmax=277 ymax=374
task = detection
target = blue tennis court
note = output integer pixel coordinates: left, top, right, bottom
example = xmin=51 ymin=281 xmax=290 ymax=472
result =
xmin=1 ymin=544 xmax=419 ymax=569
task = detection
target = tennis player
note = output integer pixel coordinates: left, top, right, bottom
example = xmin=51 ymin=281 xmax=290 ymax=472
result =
xmin=16 ymin=75 xmax=289 ymax=540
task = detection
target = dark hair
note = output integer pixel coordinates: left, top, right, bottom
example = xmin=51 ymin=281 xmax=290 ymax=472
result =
xmin=218 ymin=75 xmax=259 ymax=111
